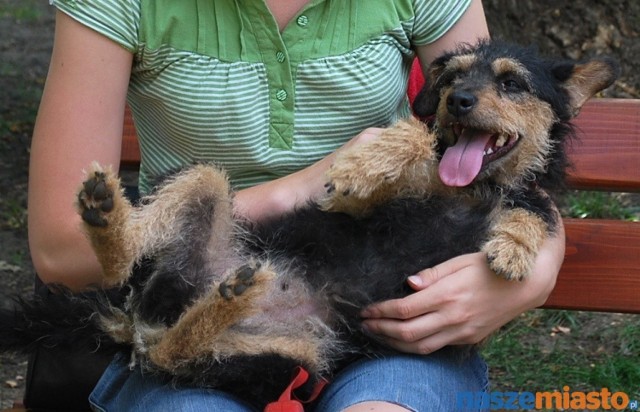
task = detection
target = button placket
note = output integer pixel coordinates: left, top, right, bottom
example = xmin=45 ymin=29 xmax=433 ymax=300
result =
xmin=246 ymin=8 xmax=295 ymax=149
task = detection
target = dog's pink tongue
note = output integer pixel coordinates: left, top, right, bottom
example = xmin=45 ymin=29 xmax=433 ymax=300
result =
xmin=439 ymin=129 xmax=493 ymax=187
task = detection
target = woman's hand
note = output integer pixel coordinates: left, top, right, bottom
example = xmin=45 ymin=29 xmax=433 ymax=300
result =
xmin=360 ymin=224 xmax=565 ymax=354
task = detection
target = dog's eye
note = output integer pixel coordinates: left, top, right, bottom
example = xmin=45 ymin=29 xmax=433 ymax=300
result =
xmin=501 ymin=78 xmax=525 ymax=93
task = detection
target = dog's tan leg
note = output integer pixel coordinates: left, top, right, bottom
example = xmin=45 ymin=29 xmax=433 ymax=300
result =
xmin=482 ymin=208 xmax=548 ymax=281
xmin=77 ymin=163 xmax=234 ymax=287
xmin=321 ymin=118 xmax=440 ymax=216
xmin=77 ymin=163 xmax=136 ymax=285
xmin=148 ymin=262 xmax=275 ymax=370
xmin=148 ymin=261 xmax=325 ymax=375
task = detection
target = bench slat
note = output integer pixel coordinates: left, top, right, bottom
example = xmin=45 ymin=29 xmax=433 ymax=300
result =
xmin=120 ymin=106 xmax=140 ymax=170
xmin=568 ymin=98 xmax=640 ymax=192
xmin=544 ymin=218 xmax=640 ymax=313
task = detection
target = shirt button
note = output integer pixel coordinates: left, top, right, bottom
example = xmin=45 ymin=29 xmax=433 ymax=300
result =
xmin=296 ymin=15 xmax=309 ymax=27
xmin=276 ymin=51 xmax=286 ymax=63
xmin=276 ymin=89 xmax=288 ymax=101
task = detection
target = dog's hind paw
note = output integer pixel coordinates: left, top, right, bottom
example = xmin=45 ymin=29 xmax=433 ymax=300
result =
xmin=219 ymin=264 xmax=259 ymax=300
xmin=77 ymin=165 xmax=119 ymax=227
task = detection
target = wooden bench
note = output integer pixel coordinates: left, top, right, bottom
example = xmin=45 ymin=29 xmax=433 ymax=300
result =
xmin=544 ymin=98 xmax=640 ymax=313
xmin=5 ymin=98 xmax=639 ymax=412
xmin=118 ymin=100 xmax=640 ymax=314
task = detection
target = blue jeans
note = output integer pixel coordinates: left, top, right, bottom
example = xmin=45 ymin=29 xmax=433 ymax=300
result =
xmin=89 ymin=350 xmax=488 ymax=411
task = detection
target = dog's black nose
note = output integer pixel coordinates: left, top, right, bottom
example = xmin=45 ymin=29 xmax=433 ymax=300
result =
xmin=446 ymin=91 xmax=477 ymax=117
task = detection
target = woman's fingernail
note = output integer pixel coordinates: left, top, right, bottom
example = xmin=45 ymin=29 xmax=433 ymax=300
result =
xmin=408 ymin=275 xmax=422 ymax=287
xmin=361 ymin=321 xmax=377 ymax=335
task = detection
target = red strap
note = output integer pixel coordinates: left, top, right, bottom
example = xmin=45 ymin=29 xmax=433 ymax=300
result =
xmin=407 ymin=58 xmax=426 ymax=106
xmin=264 ymin=367 xmax=328 ymax=412
xmin=264 ymin=400 xmax=305 ymax=412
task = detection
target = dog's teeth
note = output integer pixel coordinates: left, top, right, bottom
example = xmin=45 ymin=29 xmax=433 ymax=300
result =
xmin=496 ymin=134 xmax=508 ymax=147
xmin=485 ymin=148 xmax=494 ymax=156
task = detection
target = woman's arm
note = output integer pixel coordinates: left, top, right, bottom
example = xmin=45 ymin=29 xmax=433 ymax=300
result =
xmin=28 ymin=11 xmax=132 ymax=290
xmin=415 ymin=0 xmax=490 ymax=66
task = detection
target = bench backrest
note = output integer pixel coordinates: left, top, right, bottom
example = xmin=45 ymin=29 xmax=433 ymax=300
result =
xmin=119 ymin=98 xmax=640 ymax=313
xmin=545 ymin=99 xmax=640 ymax=313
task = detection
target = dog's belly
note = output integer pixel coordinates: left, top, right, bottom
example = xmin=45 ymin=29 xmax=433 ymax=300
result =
xmin=245 ymin=270 xmax=331 ymax=326
xmin=249 ymin=195 xmax=497 ymax=324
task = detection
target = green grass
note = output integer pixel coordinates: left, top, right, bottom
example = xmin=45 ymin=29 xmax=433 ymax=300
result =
xmin=0 ymin=1 xmax=43 ymax=23
xmin=0 ymin=198 xmax=27 ymax=230
xmin=563 ymin=191 xmax=639 ymax=220
xmin=483 ymin=310 xmax=640 ymax=400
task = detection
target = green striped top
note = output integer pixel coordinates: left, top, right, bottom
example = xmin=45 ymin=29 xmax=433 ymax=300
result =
xmin=52 ymin=0 xmax=471 ymax=194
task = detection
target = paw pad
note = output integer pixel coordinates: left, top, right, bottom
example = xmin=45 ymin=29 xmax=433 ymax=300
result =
xmin=218 ymin=263 xmax=260 ymax=300
xmin=78 ymin=172 xmax=115 ymax=227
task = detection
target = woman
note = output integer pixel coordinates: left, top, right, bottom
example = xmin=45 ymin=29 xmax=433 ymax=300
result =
xmin=28 ymin=0 xmax=563 ymax=410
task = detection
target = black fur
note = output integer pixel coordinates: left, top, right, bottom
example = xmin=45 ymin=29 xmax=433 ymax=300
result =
xmin=0 ymin=286 xmax=127 ymax=355
xmin=249 ymin=195 xmax=495 ymax=323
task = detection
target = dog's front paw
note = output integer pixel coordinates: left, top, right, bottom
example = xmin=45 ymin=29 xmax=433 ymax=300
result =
xmin=77 ymin=166 xmax=119 ymax=227
xmin=321 ymin=148 xmax=402 ymax=216
xmin=482 ymin=209 xmax=548 ymax=281
xmin=325 ymin=154 xmax=389 ymax=200
xmin=322 ymin=119 xmax=438 ymax=216
xmin=484 ymin=240 xmax=535 ymax=281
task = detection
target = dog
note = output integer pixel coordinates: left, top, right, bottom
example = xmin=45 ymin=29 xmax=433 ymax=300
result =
xmin=0 ymin=41 xmax=619 ymax=408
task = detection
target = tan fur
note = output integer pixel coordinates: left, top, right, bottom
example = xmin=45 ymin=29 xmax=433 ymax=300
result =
xmin=475 ymin=92 xmax=556 ymax=186
xmin=149 ymin=264 xmax=277 ymax=369
xmin=79 ymin=163 xmax=235 ymax=287
xmin=321 ymin=118 xmax=441 ymax=216
xmin=482 ymin=207 xmax=551 ymax=280
xmin=447 ymin=54 xmax=477 ymax=74
xmin=148 ymin=262 xmax=327 ymax=375
xmin=491 ymin=58 xmax=532 ymax=86
xmin=564 ymin=60 xmax=619 ymax=115
xmin=77 ymin=163 xmax=134 ymax=285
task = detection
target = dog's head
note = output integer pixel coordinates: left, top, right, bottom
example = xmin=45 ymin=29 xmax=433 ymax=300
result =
xmin=413 ymin=40 xmax=620 ymax=189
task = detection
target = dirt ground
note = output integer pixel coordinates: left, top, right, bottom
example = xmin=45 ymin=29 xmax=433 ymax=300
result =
xmin=0 ymin=0 xmax=638 ymax=408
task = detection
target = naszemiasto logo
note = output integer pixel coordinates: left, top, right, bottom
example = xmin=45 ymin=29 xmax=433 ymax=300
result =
xmin=457 ymin=386 xmax=638 ymax=410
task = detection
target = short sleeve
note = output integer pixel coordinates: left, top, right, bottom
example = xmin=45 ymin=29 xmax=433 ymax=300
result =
xmin=51 ymin=0 xmax=140 ymax=52
xmin=412 ymin=0 xmax=473 ymax=45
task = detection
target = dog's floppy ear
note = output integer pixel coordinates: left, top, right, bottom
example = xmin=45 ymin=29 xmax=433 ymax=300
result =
xmin=412 ymin=55 xmax=452 ymax=118
xmin=556 ymin=57 xmax=620 ymax=117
